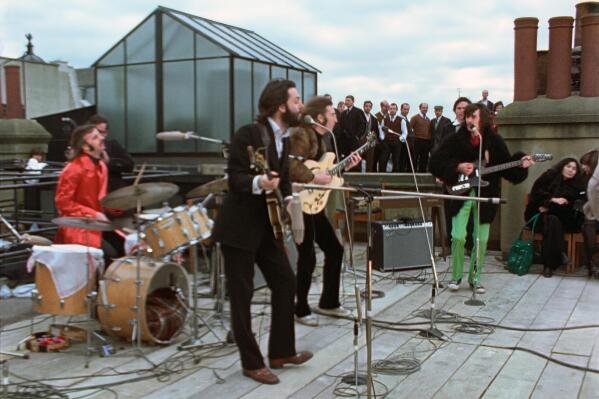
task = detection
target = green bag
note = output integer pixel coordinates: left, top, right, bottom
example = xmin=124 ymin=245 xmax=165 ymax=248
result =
xmin=507 ymin=213 xmax=540 ymax=276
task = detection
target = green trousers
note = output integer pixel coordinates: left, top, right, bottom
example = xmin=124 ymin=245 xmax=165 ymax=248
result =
xmin=450 ymin=192 xmax=490 ymax=284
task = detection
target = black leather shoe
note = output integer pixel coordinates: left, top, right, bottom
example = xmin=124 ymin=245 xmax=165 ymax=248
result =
xmin=543 ymin=266 xmax=553 ymax=278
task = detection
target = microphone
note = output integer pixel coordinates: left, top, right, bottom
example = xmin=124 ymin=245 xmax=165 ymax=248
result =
xmin=156 ymin=131 xmax=192 ymax=141
xmin=292 ymin=182 xmax=305 ymax=193
xmin=20 ymin=234 xmax=52 ymax=246
xmin=61 ymin=117 xmax=77 ymax=128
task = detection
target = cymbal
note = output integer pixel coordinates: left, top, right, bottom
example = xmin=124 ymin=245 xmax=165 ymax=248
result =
xmin=187 ymin=177 xmax=228 ymax=198
xmin=52 ymin=217 xmax=115 ymax=232
xmin=101 ymin=182 xmax=179 ymax=211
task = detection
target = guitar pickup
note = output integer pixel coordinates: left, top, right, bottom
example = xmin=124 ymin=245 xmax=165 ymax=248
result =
xmin=452 ymin=183 xmax=471 ymax=192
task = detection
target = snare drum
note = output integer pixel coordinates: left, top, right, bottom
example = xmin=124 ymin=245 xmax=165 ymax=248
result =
xmin=143 ymin=206 xmax=196 ymax=257
xmin=97 ymin=256 xmax=189 ymax=345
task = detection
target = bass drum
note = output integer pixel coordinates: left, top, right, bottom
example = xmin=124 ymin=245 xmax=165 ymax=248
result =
xmin=97 ymin=257 xmax=189 ymax=345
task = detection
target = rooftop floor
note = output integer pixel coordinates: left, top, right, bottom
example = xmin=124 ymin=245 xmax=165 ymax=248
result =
xmin=1 ymin=249 xmax=598 ymax=398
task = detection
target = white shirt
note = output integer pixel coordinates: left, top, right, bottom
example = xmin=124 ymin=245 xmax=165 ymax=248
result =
xmin=400 ymin=115 xmax=409 ymax=142
xmin=25 ymin=158 xmax=48 ymax=184
xmin=252 ymin=118 xmax=289 ymax=195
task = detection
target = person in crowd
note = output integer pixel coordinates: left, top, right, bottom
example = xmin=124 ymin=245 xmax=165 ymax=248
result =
xmin=398 ymin=103 xmax=413 ymax=172
xmin=288 ymin=96 xmax=360 ymax=327
xmin=430 ymin=104 xmax=533 ymax=292
xmin=339 ymin=95 xmax=366 ymax=165
xmin=380 ymin=103 xmax=403 ymax=172
xmin=362 ymin=100 xmax=379 ymax=172
xmin=430 ymin=105 xmax=452 ymax=153
xmin=374 ymin=100 xmax=390 ymax=172
xmin=24 ymin=148 xmax=48 ymax=211
xmin=478 ymin=89 xmax=493 ymax=111
xmin=525 ymin=157 xmax=586 ymax=277
xmin=410 ymin=102 xmax=431 ymax=172
xmin=212 ymin=79 xmax=312 ymax=385
xmin=580 ymin=150 xmax=599 ymax=277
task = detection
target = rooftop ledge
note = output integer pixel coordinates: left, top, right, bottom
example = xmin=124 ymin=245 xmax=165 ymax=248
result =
xmin=496 ymin=95 xmax=599 ymax=125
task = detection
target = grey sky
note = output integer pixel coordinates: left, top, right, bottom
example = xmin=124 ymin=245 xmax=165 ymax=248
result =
xmin=0 ymin=0 xmax=579 ymax=116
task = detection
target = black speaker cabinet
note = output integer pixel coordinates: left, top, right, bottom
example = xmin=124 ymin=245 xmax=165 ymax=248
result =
xmin=371 ymin=220 xmax=433 ymax=271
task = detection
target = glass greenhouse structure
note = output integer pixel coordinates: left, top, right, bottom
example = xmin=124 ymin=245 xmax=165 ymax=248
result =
xmin=93 ymin=6 xmax=320 ymax=154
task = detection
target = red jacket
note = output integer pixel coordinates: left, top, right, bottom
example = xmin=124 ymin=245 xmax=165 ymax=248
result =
xmin=54 ymin=155 xmax=108 ymax=248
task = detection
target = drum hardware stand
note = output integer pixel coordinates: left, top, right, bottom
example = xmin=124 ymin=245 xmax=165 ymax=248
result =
xmin=178 ymin=242 xmax=223 ymax=351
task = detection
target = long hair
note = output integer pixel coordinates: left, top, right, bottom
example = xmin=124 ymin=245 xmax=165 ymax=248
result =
xmin=256 ymin=79 xmax=296 ymax=124
xmin=542 ymin=157 xmax=584 ymax=193
xmin=580 ymin=150 xmax=599 ymax=177
xmin=464 ymin=103 xmax=491 ymax=131
xmin=69 ymin=124 xmax=97 ymax=159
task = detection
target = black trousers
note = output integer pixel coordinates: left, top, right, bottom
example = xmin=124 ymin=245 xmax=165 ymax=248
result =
xmin=399 ymin=140 xmax=415 ymax=172
xmin=379 ymin=141 xmax=401 ymax=172
xmin=221 ymin=231 xmax=296 ymax=370
xmin=539 ymin=214 xmax=566 ymax=269
xmin=295 ymin=211 xmax=344 ymax=317
xmin=413 ymin=138 xmax=432 ymax=173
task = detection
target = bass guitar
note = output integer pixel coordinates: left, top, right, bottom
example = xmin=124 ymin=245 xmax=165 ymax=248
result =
xmin=247 ymin=145 xmax=290 ymax=241
xmin=446 ymin=153 xmax=553 ymax=195
xmin=300 ymin=134 xmax=377 ymax=214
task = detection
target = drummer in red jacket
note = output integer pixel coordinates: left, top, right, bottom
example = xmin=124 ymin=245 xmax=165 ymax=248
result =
xmin=54 ymin=124 xmax=110 ymax=251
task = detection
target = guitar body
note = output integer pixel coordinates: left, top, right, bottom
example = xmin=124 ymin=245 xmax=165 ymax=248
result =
xmin=266 ymin=194 xmax=285 ymax=240
xmin=447 ymin=175 xmax=490 ymax=195
xmin=300 ymin=152 xmax=344 ymax=214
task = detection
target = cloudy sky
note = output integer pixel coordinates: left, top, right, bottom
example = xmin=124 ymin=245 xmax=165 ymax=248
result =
xmin=0 ymin=0 xmax=580 ymax=115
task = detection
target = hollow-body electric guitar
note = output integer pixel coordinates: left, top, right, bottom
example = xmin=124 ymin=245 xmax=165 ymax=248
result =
xmin=300 ymin=134 xmax=377 ymax=214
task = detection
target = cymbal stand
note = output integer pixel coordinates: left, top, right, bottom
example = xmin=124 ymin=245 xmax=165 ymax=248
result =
xmin=178 ymin=242 xmax=222 ymax=351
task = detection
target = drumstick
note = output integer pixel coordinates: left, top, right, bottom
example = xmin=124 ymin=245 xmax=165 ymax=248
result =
xmin=133 ymin=163 xmax=146 ymax=186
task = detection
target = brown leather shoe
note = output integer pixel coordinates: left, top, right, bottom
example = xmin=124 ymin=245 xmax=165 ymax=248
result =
xmin=269 ymin=351 xmax=313 ymax=369
xmin=242 ymin=367 xmax=280 ymax=384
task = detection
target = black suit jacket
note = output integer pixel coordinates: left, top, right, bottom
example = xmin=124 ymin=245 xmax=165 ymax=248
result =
xmin=340 ymin=106 xmax=366 ymax=153
xmin=212 ymin=122 xmax=291 ymax=252
xmin=104 ymin=138 xmax=134 ymax=193
xmin=430 ymin=116 xmax=452 ymax=151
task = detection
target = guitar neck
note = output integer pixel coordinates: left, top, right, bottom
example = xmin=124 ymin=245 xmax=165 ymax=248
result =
xmin=480 ymin=159 xmax=523 ymax=176
xmin=329 ymin=140 xmax=372 ymax=175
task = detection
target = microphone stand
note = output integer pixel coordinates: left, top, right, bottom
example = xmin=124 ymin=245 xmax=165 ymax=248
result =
xmin=293 ymin=183 xmax=503 ymax=399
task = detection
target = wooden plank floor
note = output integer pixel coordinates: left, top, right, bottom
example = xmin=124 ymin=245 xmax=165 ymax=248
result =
xmin=1 ymin=248 xmax=598 ymax=399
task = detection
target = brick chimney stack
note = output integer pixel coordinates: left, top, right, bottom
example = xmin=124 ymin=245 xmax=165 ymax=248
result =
xmin=514 ymin=18 xmax=539 ymax=101
xmin=5 ymin=65 xmax=25 ymax=118
xmin=580 ymin=13 xmax=599 ymax=97
xmin=546 ymin=17 xmax=574 ymax=99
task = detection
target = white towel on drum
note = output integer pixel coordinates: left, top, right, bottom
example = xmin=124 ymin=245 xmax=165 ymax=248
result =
xmin=27 ymin=244 xmax=104 ymax=299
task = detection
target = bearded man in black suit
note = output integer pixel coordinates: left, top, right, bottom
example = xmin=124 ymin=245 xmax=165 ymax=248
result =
xmin=212 ymin=79 xmax=313 ymax=385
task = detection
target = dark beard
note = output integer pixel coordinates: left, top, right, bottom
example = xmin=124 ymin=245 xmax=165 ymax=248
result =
xmin=282 ymin=106 xmax=300 ymax=127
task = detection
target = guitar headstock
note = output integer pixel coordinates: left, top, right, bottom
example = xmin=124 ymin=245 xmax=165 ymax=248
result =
xmin=531 ymin=153 xmax=553 ymax=162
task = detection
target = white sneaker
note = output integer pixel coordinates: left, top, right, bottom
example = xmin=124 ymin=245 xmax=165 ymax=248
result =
xmin=295 ymin=314 xmax=318 ymax=327
xmin=315 ymin=306 xmax=352 ymax=318
xmin=448 ymin=280 xmax=461 ymax=291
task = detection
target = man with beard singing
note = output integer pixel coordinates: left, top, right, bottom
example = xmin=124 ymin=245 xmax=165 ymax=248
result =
xmin=212 ymin=79 xmax=313 ymax=385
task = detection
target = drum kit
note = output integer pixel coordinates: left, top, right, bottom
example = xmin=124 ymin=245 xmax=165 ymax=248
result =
xmin=26 ymin=177 xmax=228 ymax=365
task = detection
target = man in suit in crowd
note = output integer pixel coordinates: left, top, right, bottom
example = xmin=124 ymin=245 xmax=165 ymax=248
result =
xmin=430 ymin=105 xmax=452 ymax=152
xmin=362 ymin=100 xmax=379 ymax=172
xmin=478 ymin=89 xmax=493 ymax=111
xmin=212 ymin=79 xmax=313 ymax=385
xmin=410 ymin=103 xmax=431 ymax=172
xmin=375 ymin=100 xmax=390 ymax=172
xmin=398 ymin=103 xmax=413 ymax=172
xmin=323 ymin=94 xmax=341 ymax=152
xmin=380 ymin=103 xmax=403 ymax=172
xmin=340 ymin=95 xmax=366 ymax=162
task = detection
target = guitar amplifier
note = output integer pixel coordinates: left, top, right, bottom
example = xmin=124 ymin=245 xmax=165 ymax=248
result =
xmin=371 ymin=220 xmax=433 ymax=271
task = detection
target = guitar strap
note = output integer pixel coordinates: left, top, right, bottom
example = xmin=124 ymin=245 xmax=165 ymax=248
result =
xmin=256 ymin=123 xmax=274 ymax=169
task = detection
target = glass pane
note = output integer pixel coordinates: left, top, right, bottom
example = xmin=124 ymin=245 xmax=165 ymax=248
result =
xmin=163 ymin=61 xmax=195 ymax=152
xmin=126 ymin=64 xmax=156 ymax=152
xmin=303 ymin=72 xmax=316 ymax=102
xmin=252 ymin=62 xmax=269 ymax=120
xmin=98 ymin=41 xmax=125 ymax=66
xmin=271 ymin=66 xmax=287 ymax=79
xmin=247 ymin=32 xmax=315 ymax=71
xmin=196 ymin=59 xmax=230 ymax=152
xmin=126 ymin=15 xmax=155 ymax=63
xmin=163 ymin=14 xmax=193 ymax=61
xmin=234 ymin=59 xmax=252 ymax=132
xmin=288 ymin=69 xmax=302 ymax=99
xmin=195 ymin=34 xmax=228 ymax=58
xmin=96 ymin=67 xmax=126 ymax=145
